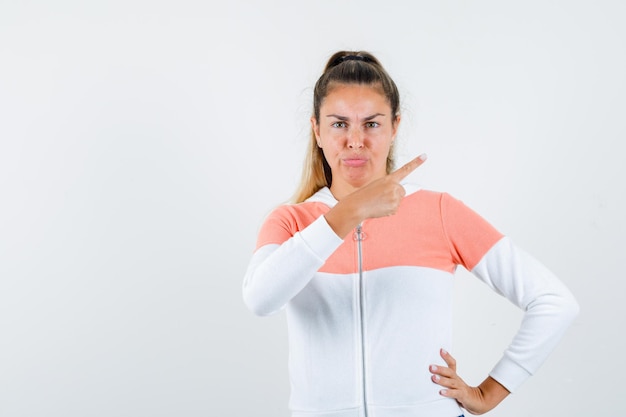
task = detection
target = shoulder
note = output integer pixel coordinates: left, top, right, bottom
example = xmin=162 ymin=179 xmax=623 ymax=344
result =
xmin=401 ymin=182 xmax=458 ymax=208
xmin=265 ymin=201 xmax=330 ymax=223
xmin=264 ymin=186 xmax=337 ymax=224
xmin=401 ymin=184 xmax=497 ymax=230
xmin=255 ymin=200 xmax=331 ymax=248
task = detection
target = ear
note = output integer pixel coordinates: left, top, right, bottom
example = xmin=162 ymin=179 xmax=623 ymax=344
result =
xmin=392 ymin=115 xmax=401 ymax=141
xmin=311 ymin=116 xmax=322 ymax=147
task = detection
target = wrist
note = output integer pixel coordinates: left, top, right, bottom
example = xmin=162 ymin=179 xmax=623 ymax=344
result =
xmin=477 ymin=376 xmax=510 ymax=411
xmin=324 ymin=198 xmax=365 ymax=239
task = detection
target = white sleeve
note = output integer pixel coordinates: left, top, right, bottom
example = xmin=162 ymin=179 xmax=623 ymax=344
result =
xmin=242 ymin=215 xmax=344 ymax=316
xmin=470 ymin=237 xmax=579 ymax=392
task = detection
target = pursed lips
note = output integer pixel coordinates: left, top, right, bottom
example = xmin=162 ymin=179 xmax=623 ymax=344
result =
xmin=342 ymin=157 xmax=369 ymax=167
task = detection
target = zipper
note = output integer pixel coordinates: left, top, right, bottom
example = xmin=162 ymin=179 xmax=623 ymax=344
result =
xmin=354 ymin=224 xmax=368 ymax=417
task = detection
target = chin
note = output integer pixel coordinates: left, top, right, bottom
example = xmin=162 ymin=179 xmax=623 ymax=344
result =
xmin=345 ymin=177 xmax=371 ymax=189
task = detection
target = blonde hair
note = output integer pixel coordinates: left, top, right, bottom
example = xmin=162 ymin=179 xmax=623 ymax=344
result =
xmin=292 ymin=51 xmax=401 ymax=203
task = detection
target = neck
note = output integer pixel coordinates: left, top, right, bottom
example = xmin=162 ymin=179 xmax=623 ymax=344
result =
xmin=329 ymin=181 xmax=364 ymax=201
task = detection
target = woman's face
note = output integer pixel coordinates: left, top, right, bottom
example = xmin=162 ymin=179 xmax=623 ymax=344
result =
xmin=312 ymin=83 xmax=399 ymax=199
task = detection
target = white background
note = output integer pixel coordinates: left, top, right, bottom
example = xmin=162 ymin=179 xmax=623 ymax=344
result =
xmin=1 ymin=1 xmax=624 ymax=416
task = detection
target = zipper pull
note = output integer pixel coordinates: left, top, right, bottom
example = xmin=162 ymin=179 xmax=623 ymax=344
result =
xmin=353 ymin=225 xmax=367 ymax=241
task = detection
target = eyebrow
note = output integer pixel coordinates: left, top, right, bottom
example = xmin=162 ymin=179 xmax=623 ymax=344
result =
xmin=325 ymin=113 xmax=386 ymax=121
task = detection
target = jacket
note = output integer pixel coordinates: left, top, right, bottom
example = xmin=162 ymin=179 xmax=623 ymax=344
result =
xmin=243 ymin=184 xmax=579 ymax=417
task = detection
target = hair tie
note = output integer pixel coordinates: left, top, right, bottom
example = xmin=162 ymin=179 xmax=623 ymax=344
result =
xmin=330 ymin=55 xmax=370 ymax=67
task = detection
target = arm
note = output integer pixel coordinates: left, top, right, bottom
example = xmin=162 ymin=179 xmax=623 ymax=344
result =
xmin=242 ymin=214 xmax=343 ymax=316
xmin=242 ymin=185 xmax=404 ymax=316
xmin=243 ymin=155 xmax=428 ymax=315
xmin=431 ymin=195 xmax=579 ymax=413
xmin=471 ymin=237 xmax=580 ymax=391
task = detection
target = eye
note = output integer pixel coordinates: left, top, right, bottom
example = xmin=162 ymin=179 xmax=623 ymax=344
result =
xmin=331 ymin=121 xmax=347 ymax=128
xmin=365 ymin=121 xmax=380 ymax=128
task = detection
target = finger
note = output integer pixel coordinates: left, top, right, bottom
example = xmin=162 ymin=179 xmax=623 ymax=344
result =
xmin=438 ymin=387 xmax=462 ymax=401
xmin=388 ymin=153 xmax=427 ymax=182
xmin=431 ymin=374 xmax=461 ymax=390
xmin=440 ymin=348 xmax=457 ymax=372
xmin=429 ymin=364 xmax=456 ymax=378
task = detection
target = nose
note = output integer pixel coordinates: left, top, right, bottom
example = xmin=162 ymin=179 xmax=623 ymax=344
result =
xmin=347 ymin=128 xmax=364 ymax=149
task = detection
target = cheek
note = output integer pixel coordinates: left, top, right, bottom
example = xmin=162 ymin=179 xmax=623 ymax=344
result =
xmin=320 ymin=132 xmax=343 ymax=149
xmin=370 ymin=131 xmax=394 ymax=150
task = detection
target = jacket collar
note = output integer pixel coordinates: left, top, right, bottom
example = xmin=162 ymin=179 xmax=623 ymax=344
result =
xmin=305 ymin=182 xmax=422 ymax=208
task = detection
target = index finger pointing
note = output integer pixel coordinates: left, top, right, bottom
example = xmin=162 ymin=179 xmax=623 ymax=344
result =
xmin=389 ymin=153 xmax=427 ymax=182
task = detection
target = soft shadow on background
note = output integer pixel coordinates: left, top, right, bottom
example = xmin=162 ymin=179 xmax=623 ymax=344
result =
xmin=1 ymin=1 xmax=624 ymax=416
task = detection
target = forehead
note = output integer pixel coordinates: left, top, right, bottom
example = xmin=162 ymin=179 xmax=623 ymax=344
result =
xmin=321 ymin=83 xmax=390 ymax=113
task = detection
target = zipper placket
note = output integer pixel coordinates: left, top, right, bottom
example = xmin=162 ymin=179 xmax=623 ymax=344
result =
xmin=355 ymin=224 xmax=368 ymax=417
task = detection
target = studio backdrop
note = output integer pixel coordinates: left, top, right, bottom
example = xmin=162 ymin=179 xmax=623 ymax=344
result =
xmin=1 ymin=1 xmax=624 ymax=416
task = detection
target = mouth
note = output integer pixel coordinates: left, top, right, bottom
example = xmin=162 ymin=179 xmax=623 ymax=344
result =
xmin=342 ymin=158 xmax=368 ymax=168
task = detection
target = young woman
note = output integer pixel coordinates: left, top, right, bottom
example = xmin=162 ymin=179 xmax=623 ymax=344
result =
xmin=243 ymin=51 xmax=578 ymax=417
